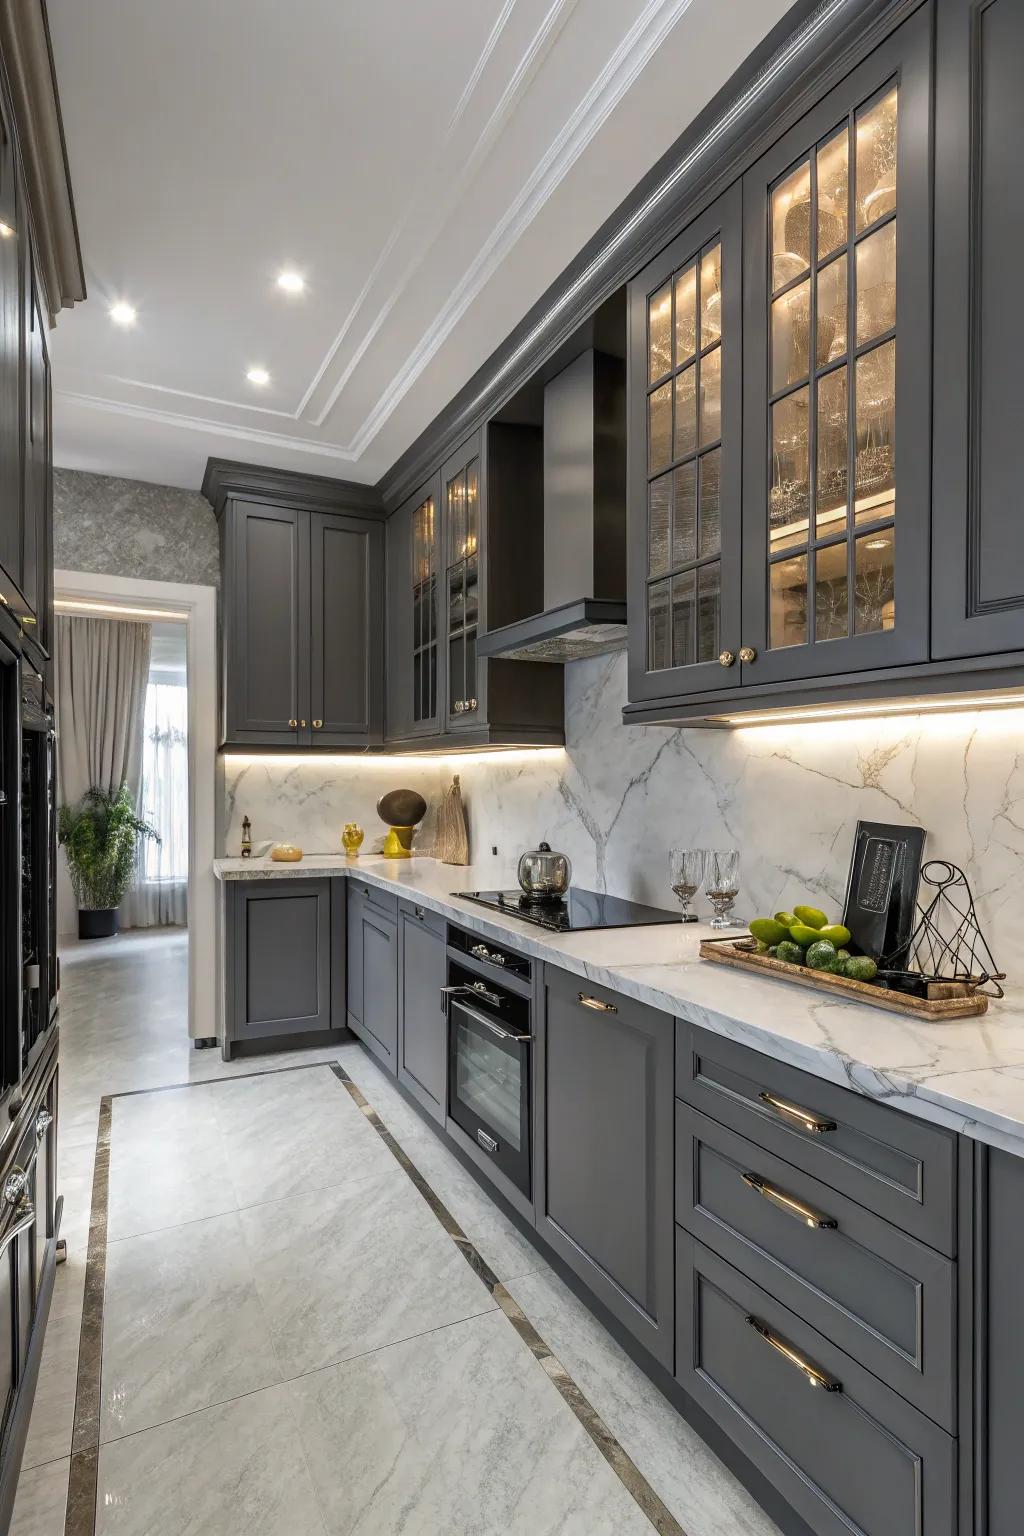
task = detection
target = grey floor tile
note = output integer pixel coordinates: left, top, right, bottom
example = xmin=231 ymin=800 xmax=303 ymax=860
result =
xmin=22 ymin=1303 xmax=79 ymax=1470
xmin=289 ymin=1308 xmax=653 ymax=1535
xmin=507 ymin=1266 xmax=783 ymax=1536
xmin=9 ymin=1455 xmax=69 ymax=1536
xmin=239 ymin=1172 xmax=497 ymax=1378
xmin=95 ymin=1384 xmax=327 ymax=1536
xmin=101 ymin=1210 xmax=282 ymax=1442
xmin=106 ymin=1106 xmax=236 ymax=1242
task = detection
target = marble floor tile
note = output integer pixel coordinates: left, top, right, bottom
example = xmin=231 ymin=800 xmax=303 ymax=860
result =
xmin=101 ymin=1210 xmax=281 ymax=1442
xmin=507 ymin=1266 xmax=783 ymax=1536
xmin=239 ymin=1171 xmax=497 ymax=1378
xmin=9 ymin=1455 xmax=69 ymax=1536
xmin=95 ymin=1384 xmax=327 ymax=1536
xmin=208 ymin=1063 xmax=398 ymax=1209
xmin=289 ymin=1309 xmax=653 ymax=1535
xmin=22 ymin=1301 xmax=80 ymax=1469
xmin=106 ymin=1098 xmax=235 ymax=1242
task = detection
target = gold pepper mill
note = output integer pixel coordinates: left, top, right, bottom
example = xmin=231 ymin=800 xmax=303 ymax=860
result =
xmin=240 ymin=815 xmax=253 ymax=858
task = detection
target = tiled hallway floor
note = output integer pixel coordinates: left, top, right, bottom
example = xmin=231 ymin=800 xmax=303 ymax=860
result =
xmin=13 ymin=929 xmax=780 ymax=1536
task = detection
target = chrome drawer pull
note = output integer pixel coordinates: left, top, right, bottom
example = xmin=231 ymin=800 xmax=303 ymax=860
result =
xmin=0 ymin=1201 xmax=34 ymax=1258
xmin=442 ymin=981 xmax=504 ymax=1010
xmin=746 ymin=1316 xmax=841 ymax=1392
xmin=758 ymin=1091 xmax=836 ymax=1135
xmin=477 ymin=1129 xmax=499 ymax=1153
xmin=578 ymin=993 xmax=617 ymax=1013
xmin=35 ymin=1108 xmax=53 ymax=1141
xmin=741 ymin=1172 xmax=837 ymax=1230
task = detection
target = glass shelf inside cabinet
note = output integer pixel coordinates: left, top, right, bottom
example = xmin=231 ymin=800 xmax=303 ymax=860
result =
xmin=767 ymin=83 xmax=898 ymax=655
xmin=645 ymin=236 xmax=726 ymax=674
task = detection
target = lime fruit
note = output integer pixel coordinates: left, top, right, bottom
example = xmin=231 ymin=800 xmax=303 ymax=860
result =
xmin=806 ymin=939 xmax=838 ymax=970
xmin=789 ymin=923 xmax=824 ymax=948
xmin=793 ymin=904 xmax=828 ymax=930
xmin=750 ymin=917 xmax=789 ymax=946
xmin=775 ymin=941 xmax=805 ymax=966
xmin=817 ymin=924 xmax=852 ymax=948
xmin=843 ymin=955 xmax=879 ymax=983
xmin=774 ymin=910 xmax=797 ymax=928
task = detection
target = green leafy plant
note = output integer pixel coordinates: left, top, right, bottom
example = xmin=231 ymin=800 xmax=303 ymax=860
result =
xmin=57 ymin=785 xmax=160 ymax=911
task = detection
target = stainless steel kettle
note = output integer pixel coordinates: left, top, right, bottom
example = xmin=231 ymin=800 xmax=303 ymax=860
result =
xmin=517 ymin=841 xmax=572 ymax=901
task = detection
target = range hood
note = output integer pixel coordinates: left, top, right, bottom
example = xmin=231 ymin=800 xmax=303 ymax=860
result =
xmin=478 ymin=349 xmax=627 ymax=664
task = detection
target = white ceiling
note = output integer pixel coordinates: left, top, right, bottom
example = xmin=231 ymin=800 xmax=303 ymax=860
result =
xmin=47 ymin=0 xmax=792 ymax=491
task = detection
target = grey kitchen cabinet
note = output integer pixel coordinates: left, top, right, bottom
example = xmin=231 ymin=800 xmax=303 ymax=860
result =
xmin=386 ymin=474 xmax=442 ymax=743
xmin=0 ymin=99 xmax=20 ymax=601
xmin=346 ymin=879 xmax=398 ymax=1071
xmin=932 ymin=0 xmax=1024 ymax=662
xmin=224 ymin=878 xmax=345 ymax=1056
xmin=536 ymin=964 xmax=674 ymax=1367
xmin=976 ymin=1145 xmax=1024 ymax=1534
xmin=397 ymin=900 xmax=446 ymax=1123
xmin=204 ymin=462 xmax=386 ymax=749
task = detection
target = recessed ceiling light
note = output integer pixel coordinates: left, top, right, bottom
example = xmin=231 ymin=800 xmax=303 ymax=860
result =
xmin=246 ymin=366 xmax=270 ymax=386
xmin=276 ymin=270 xmax=305 ymax=294
xmin=0 ymin=222 xmax=14 ymax=240
xmin=109 ymin=301 xmax=137 ymax=327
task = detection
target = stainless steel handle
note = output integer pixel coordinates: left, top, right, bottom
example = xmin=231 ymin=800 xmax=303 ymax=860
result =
xmin=0 ymin=1201 xmax=34 ymax=1258
xmin=578 ymin=993 xmax=617 ymax=1013
xmin=441 ymin=981 xmax=505 ymax=1010
xmin=35 ymin=1108 xmax=53 ymax=1141
xmin=470 ymin=943 xmax=506 ymax=966
xmin=758 ymin=1091 xmax=836 ymax=1135
xmin=477 ymin=1129 xmax=499 ymax=1153
xmin=741 ymin=1172 xmax=837 ymax=1230
xmin=746 ymin=1316 xmax=841 ymax=1391
xmin=450 ymin=997 xmax=531 ymax=1045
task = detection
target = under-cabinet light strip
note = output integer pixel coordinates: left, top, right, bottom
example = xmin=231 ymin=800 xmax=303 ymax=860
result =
xmin=54 ymin=599 xmax=188 ymax=621
xmin=724 ymin=694 xmax=1024 ymax=726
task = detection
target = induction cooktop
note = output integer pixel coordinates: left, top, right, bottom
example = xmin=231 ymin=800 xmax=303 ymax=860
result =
xmin=452 ymin=887 xmax=678 ymax=933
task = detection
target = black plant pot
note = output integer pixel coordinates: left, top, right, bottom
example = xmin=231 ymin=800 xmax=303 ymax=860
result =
xmin=78 ymin=908 xmax=119 ymax=941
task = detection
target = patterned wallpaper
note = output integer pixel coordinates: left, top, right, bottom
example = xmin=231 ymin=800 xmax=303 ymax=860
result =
xmin=54 ymin=469 xmax=219 ymax=587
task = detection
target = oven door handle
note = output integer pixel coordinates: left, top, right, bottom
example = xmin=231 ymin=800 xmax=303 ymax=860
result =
xmin=441 ymin=982 xmax=506 ymax=1010
xmin=448 ymin=997 xmax=532 ymax=1046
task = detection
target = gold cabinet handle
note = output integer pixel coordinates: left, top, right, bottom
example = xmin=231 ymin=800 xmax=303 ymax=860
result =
xmin=312 ymin=719 xmax=323 ymax=729
xmin=578 ymin=993 xmax=617 ymax=1013
xmin=300 ymin=719 xmax=307 ymax=728
xmin=758 ymin=1091 xmax=837 ymax=1136
xmin=467 ymin=697 xmax=477 ymax=710
xmin=739 ymin=646 xmax=757 ymax=663
xmin=746 ymin=1316 xmax=841 ymax=1391
xmin=741 ymin=1172 xmax=837 ymax=1229
xmin=718 ymin=650 xmax=735 ymax=667
xmin=288 ymin=719 xmax=298 ymax=729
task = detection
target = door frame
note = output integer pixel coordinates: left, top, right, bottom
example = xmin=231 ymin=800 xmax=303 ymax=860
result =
xmin=53 ymin=568 xmax=218 ymax=1041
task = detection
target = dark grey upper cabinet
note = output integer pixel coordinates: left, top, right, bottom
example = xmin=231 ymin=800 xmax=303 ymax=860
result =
xmin=442 ymin=433 xmax=484 ymax=732
xmin=0 ymin=103 xmax=19 ymax=598
xmin=310 ymin=511 xmax=383 ymax=746
xmin=932 ymin=0 xmax=1024 ymax=661
xmin=536 ymin=965 xmax=674 ymax=1367
xmin=211 ymin=466 xmax=386 ymax=749
xmin=223 ymin=499 xmax=304 ymax=743
xmin=397 ymin=900 xmax=446 ymax=1123
xmin=21 ymin=259 xmax=50 ymax=651
xmin=386 ymin=474 xmax=441 ymax=743
xmin=741 ymin=7 xmax=931 ymax=686
xmin=628 ymin=184 xmax=743 ymax=702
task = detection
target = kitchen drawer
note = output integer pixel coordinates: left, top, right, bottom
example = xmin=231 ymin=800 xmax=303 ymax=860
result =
xmin=676 ymin=1105 xmax=955 ymax=1429
xmin=677 ymin=1232 xmax=955 ymax=1536
xmin=677 ymin=1021 xmax=956 ymax=1254
xmin=350 ymin=879 xmax=398 ymax=919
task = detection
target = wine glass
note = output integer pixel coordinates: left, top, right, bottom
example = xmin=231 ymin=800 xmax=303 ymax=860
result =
xmin=705 ymin=850 xmax=743 ymax=929
xmin=670 ymin=848 xmax=707 ymax=924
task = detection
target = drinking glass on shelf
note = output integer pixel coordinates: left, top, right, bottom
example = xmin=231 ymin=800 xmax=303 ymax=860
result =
xmin=670 ymin=848 xmax=707 ymax=924
xmin=705 ymin=850 xmax=743 ymax=929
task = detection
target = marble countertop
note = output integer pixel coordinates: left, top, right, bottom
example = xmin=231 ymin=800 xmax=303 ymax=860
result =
xmin=214 ymin=853 xmax=1024 ymax=1157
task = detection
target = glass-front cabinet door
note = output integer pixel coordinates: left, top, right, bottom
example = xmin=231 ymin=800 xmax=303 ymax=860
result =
xmin=628 ymin=185 xmax=743 ymax=702
xmin=741 ymin=11 xmax=930 ymax=684
xmin=410 ymin=487 xmax=438 ymax=731
xmin=444 ymin=436 xmax=481 ymax=729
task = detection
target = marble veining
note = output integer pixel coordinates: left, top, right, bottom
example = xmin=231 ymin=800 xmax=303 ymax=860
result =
xmin=214 ymin=852 xmax=1024 ymax=1154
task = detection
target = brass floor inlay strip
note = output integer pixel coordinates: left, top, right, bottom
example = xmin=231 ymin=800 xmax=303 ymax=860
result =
xmin=329 ymin=1063 xmax=687 ymax=1536
xmin=64 ymin=1095 xmax=111 ymax=1536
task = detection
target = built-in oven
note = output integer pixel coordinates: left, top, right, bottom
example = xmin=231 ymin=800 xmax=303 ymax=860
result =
xmin=19 ymin=663 xmax=55 ymax=1072
xmin=444 ymin=931 xmax=532 ymax=1199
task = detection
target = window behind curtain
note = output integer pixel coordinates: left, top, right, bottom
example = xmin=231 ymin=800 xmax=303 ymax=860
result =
xmin=140 ymin=675 xmax=188 ymax=882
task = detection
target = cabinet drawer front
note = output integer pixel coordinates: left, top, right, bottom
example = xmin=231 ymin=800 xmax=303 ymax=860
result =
xmin=677 ymin=1105 xmax=954 ymax=1428
xmin=351 ymin=880 xmax=398 ymax=919
xmin=677 ymin=1233 xmax=955 ymax=1536
xmin=677 ymin=1022 xmax=955 ymax=1254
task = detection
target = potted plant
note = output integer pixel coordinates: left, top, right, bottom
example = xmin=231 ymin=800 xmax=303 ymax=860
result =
xmin=58 ymin=785 xmax=160 ymax=940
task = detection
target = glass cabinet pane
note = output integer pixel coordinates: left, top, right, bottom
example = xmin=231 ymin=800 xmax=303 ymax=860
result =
xmin=856 ymin=87 xmax=898 ymax=231
xmin=671 ymin=571 xmax=696 ymax=668
xmin=674 ymin=265 xmax=697 ymax=364
xmin=771 ymin=279 xmax=810 ymax=393
xmin=770 ymin=554 xmax=809 ymax=648
xmin=816 ymin=129 xmax=849 ymax=258
xmin=411 ymin=493 xmax=437 ymax=724
xmin=815 ymin=542 xmax=849 ymax=640
xmin=648 ymin=474 xmax=670 ymax=577
xmin=649 ymin=283 xmax=672 ymax=382
xmin=772 ymin=161 xmax=812 ymax=290
xmin=770 ymin=386 xmax=810 ymax=550
xmin=698 ymin=450 xmax=721 ymax=559
xmin=816 ymin=366 xmax=848 ymax=535
xmin=699 ymin=347 xmax=721 ymax=446
xmin=700 ymin=246 xmax=722 ymax=343
xmin=854 ymin=531 xmax=895 ymax=632
xmin=649 ymin=382 xmax=672 ymax=473
xmin=854 ymin=339 xmax=895 ymax=522
xmin=697 ymin=562 xmax=721 ymax=661
xmin=856 ymin=220 xmax=896 ymax=344
xmin=816 ymin=256 xmax=847 ymax=366
xmin=446 ymin=455 xmax=480 ymax=718
xmin=673 ymin=462 xmax=697 ymax=566
xmin=648 ymin=580 xmax=670 ymax=669
xmin=673 ymin=369 xmax=696 ymax=458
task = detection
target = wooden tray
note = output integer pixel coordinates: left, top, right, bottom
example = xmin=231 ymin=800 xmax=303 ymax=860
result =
xmin=699 ymin=938 xmax=990 ymax=1019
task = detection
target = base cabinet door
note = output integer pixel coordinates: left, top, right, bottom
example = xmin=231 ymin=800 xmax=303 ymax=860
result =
xmin=346 ymin=883 xmax=366 ymax=1035
xmin=231 ymin=879 xmax=335 ymax=1042
xmin=537 ymin=965 xmax=674 ymax=1367
xmin=360 ymin=905 xmax=398 ymax=1072
xmin=397 ymin=902 xmax=446 ymax=1122
xmin=982 ymin=1147 xmax=1024 ymax=1534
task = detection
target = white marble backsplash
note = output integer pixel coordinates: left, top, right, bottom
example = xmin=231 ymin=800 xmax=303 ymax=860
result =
xmin=222 ymin=651 xmax=1024 ymax=981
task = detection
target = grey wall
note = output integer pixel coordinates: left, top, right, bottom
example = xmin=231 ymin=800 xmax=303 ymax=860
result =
xmin=54 ymin=468 xmax=219 ymax=587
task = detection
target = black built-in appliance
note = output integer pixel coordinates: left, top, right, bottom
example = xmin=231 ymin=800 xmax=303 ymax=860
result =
xmin=19 ymin=662 xmax=56 ymax=1072
xmin=453 ymin=886 xmax=678 ymax=933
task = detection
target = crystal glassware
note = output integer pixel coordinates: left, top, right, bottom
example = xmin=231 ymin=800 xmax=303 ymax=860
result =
xmin=670 ymin=848 xmax=707 ymax=924
xmin=705 ymin=849 xmax=743 ymax=929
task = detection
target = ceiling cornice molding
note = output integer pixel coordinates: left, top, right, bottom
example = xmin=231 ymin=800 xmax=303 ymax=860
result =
xmin=200 ymin=457 xmax=384 ymax=519
xmin=378 ymin=0 xmax=913 ymax=508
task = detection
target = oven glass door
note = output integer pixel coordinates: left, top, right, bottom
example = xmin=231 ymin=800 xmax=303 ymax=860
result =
xmin=449 ymin=999 xmax=530 ymax=1196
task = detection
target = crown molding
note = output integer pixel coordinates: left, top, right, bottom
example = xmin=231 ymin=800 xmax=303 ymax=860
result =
xmin=200 ymin=458 xmax=384 ymax=519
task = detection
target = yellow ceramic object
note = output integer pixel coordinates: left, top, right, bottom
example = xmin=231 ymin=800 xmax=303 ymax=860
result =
xmin=270 ymin=843 xmax=303 ymax=863
xmin=341 ymin=823 xmax=364 ymax=857
xmin=381 ymin=826 xmax=414 ymax=859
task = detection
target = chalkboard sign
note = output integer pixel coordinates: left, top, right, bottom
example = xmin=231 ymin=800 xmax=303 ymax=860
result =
xmin=841 ymin=820 xmax=926 ymax=970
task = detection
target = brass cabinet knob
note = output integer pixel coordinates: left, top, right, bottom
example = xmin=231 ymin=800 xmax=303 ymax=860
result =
xmin=454 ymin=699 xmax=464 ymax=714
xmin=739 ymin=646 xmax=757 ymax=663
xmin=288 ymin=718 xmax=298 ymax=729
xmin=718 ymin=650 xmax=736 ymax=667
xmin=467 ymin=697 xmax=477 ymax=711
xmin=312 ymin=719 xmax=323 ymax=729
xmin=300 ymin=719 xmax=307 ymax=728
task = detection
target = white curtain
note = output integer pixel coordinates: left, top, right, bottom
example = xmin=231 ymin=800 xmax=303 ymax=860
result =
xmin=122 ymin=662 xmax=188 ymax=927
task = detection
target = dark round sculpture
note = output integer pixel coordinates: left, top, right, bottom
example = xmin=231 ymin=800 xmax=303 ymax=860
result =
xmin=376 ymin=788 xmax=427 ymax=828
